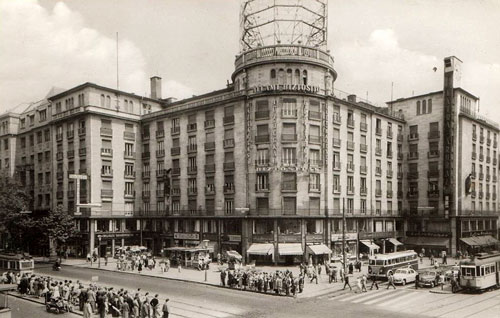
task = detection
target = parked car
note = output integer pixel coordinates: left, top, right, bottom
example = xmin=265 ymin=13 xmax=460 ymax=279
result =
xmin=418 ymin=270 xmax=440 ymax=287
xmin=393 ymin=267 xmax=418 ymax=285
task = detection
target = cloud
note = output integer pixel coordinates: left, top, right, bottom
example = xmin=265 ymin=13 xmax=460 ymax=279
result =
xmin=333 ymin=29 xmax=500 ymax=125
xmin=0 ymin=0 xmax=148 ymax=111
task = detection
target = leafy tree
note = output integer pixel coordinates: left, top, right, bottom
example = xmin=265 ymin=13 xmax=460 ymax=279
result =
xmin=39 ymin=204 xmax=78 ymax=256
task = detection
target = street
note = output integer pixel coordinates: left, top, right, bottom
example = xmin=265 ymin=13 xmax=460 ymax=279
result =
xmin=9 ymin=295 xmax=80 ymax=318
xmin=33 ymin=264 xmax=425 ymax=318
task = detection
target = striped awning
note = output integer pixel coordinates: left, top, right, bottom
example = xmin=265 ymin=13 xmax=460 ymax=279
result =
xmin=360 ymin=240 xmax=380 ymax=250
xmin=247 ymin=243 xmax=274 ymax=255
xmin=306 ymin=244 xmax=332 ymax=255
xmin=460 ymin=235 xmax=499 ymax=247
xmin=387 ymin=238 xmax=403 ymax=246
xmin=278 ymin=243 xmax=303 ymax=256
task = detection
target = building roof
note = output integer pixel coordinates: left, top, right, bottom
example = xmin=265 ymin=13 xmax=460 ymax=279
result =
xmin=386 ymin=87 xmax=479 ymax=104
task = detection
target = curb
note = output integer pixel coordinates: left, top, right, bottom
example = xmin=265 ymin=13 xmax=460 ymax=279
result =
xmin=8 ymin=292 xmax=83 ymax=317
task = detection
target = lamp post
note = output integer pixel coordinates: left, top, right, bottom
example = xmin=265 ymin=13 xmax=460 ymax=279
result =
xmin=98 ymin=236 xmax=101 ymax=268
xmin=342 ymin=198 xmax=346 ymax=273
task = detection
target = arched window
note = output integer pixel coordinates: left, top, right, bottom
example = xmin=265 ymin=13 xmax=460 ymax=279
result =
xmin=286 ymin=69 xmax=293 ymax=85
xmin=106 ymin=96 xmax=111 ymax=108
xmin=100 ymin=94 xmax=105 ymax=107
xmin=294 ymin=69 xmax=301 ymax=85
xmin=416 ymin=101 xmax=421 ymax=115
xmin=428 ymin=99 xmax=432 ymax=113
xmin=302 ymin=70 xmax=308 ymax=85
xmin=278 ymin=69 xmax=285 ymax=85
xmin=270 ymin=69 xmax=276 ymax=84
xmin=129 ymin=101 xmax=134 ymax=114
xmin=124 ymin=100 xmax=128 ymax=112
xmin=422 ymin=100 xmax=427 ymax=114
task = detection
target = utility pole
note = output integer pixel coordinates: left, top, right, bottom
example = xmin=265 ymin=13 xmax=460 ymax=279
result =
xmin=342 ymin=197 xmax=346 ymax=272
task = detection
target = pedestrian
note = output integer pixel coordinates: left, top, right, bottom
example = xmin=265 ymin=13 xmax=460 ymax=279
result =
xmin=104 ymin=255 xmax=108 ymax=266
xmin=83 ymin=299 xmax=93 ymax=318
xmin=443 ymin=252 xmax=447 ymax=265
xmin=165 ymin=258 xmax=170 ymax=272
xmin=122 ymin=297 xmax=130 ymax=318
xmin=369 ymin=275 xmax=379 ymax=290
xmin=162 ymin=298 xmax=170 ymax=318
xmin=141 ymin=298 xmax=151 ymax=318
xmin=309 ymin=267 xmax=318 ymax=284
xmin=419 ymin=253 xmax=423 ymax=264
xmin=361 ymin=275 xmax=368 ymax=292
xmin=220 ymin=269 xmax=226 ymax=287
xmin=430 ymin=254 xmax=435 ymax=266
xmin=348 ymin=262 xmax=354 ymax=274
xmin=339 ymin=266 xmax=344 ymax=283
xmin=150 ymin=294 xmax=159 ymax=318
xmin=87 ymin=253 xmax=91 ymax=263
xmin=439 ymin=272 xmax=445 ymax=290
xmin=356 ymin=276 xmax=362 ymax=293
xmin=415 ymin=273 xmax=420 ymax=289
xmin=298 ymin=275 xmax=304 ymax=293
xmin=386 ymin=273 xmax=396 ymax=289
xmin=177 ymin=257 xmax=182 ymax=273
xmin=342 ymin=272 xmax=352 ymax=291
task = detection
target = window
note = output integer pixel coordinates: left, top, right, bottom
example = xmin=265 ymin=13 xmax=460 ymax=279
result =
xmin=282 ymin=147 xmax=296 ymax=165
xmin=282 ymin=123 xmax=296 ymax=141
xmin=39 ymin=109 xmax=47 ymax=122
xmin=283 ymin=197 xmax=297 ymax=215
xmin=282 ymin=98 xmax=297 ymax=117
xmin=256 ymin=173 xmax=269 ymax=191
xmin=256 ymin=149 xmax=269 ymax=165
xmin=417 ymin=101 xmax=421 ymax=115
xmin=309 ymin=173 xmax=320 ymax=191
xmin=282 ymin=172 xmax=297 ymax=191
xmin=256 ymin=198 xmax=269 ymax=215
xmin=224 ymin=199 xmax=234 ymax=215
xmin=257 ymin=124 xmax=269 ymax=137
xmin=125 ymin=182 xmax=134 ymax=195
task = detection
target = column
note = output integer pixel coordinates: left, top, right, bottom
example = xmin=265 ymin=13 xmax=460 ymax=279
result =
xmin=241 ymin=218 xmax=249 ymax=265
xmin=111 ymin=239 xmax=115 ymax=257
xmin=301 ymin=219 xmax=307 ymax=263
xmin=273 ymin=219 xmax=279 ymax=265
xmin=89 ymin=219 xmax=96 ymax=257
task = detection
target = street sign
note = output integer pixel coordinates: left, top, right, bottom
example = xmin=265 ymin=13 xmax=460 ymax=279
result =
xmin=69 ymin=174 xmax=88 ymax=180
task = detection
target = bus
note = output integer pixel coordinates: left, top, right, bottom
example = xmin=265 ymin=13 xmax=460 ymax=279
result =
xmin=459 ymin=251 xmax=500 ymax=292
xmin=0 ymin=253 xmax=34 ymax=276
xmin=368 ymin=250 xmax=418 ymax=279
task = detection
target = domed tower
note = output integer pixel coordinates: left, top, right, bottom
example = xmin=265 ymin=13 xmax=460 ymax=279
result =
xmin=234 ymin=0 xmax=337 ymax=263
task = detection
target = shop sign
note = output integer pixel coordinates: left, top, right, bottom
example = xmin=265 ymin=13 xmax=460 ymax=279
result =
xmin=279 ymin=235 xmax=302 ymax=243
xmin=306 ymin=234 xmax=324 ymax=243
xmin=202 ymin=233 xmax=218 ymax=241
xmin=253 ymin=84 xmax=320 ymax=94
xmin=331 ymin=233 xmax=357 ymax=241
xmin=406 ymin=231 xmax=451 ymax=238
xmin=359 ymin=231 xmax=399 ymax=240
xmin=227 ymin=235 xmax=242 ymax=242
xmin=252 ymin=234 xmax=274 ymax=243
xmin=462 ymin=230 xmax=494 ymax=237
xmin=96 ymin=233 xmax=134 ymax=239
xmin=173 ymin=233 xmax=200 ymax=240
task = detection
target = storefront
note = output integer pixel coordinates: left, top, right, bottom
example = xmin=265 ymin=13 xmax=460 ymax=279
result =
xmin=459 ymin=235 xmax=499 ymax=255
xmin=277 ymin=243 xmax=303 ymax=265
xmin=331 ymin=233 xmax=358 ymax=260
xmin=359 ymin=240 xmax=380 ymax=258
xmin=403 ymin=234 xmax=450 ymax=256
xmin=247 ymin=243 xmax=274 ymax=264
xmin=306 ymin=243 xmax=331 ymax=264
xmin=173 ymin=232 xmax=200 ymax=248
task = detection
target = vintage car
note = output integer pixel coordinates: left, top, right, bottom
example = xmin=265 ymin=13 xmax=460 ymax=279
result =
xmin=418 ymin=270 xmax=440 ymax=288
xmin=393 ymin=267 xmax=418 ymax=285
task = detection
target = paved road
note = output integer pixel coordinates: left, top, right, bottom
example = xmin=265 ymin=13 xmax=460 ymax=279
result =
xmin=9 ymin=295 xmax=80 ymax=318
xmin=35 ymin=264 xmax=425 ymax=318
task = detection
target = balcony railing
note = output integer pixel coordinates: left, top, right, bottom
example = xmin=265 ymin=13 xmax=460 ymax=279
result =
xmin=156 ymin=130 xmax=165 ymax=138
xmin=360 ymin=123 xmax=368 ymax=132
xmin=123 ymin=131 xmax=135 ymax=140
xmin=224 ymin=184 xmax=235 ymax=194
xmin=142 ymin=190 xmax=151 ymax=198
xmin=387 ymin=190 xmax=393 ymax=198
xmin=255 ymin=159 xmax=269 ymax=166
xmin=156 ymin=169 xmax=167 ymax=177
xmin=142 ymin=171 xmax=150 ymax=178
xmin=333 ymin=138 xmax=341 ymax=148
xmin=255 ymin=111 xmax=270 ymax=120
xmin=281 ymin=181 xmax=297 ymax=191
xmin=408 ymin=133 xmax=419 ymax=141
xmin=101 ymin=148 xmax=113 ymax=157
xmin=407 ymin=191 xmax=419 ymax=199
xmin=346 ymin=162 xmax=355 ymax=173
xmin=479 ymin=173 xmax=484 ymax=180
xmin=223 ymin=116 xmax=235 ymax=125
xmin=333 ymin=185 xmax=341 ymax=194
xmin=480 ymin=135 xmax=484 ymax=143
xmin=387 ymin=169 xmax=393 ymax=178
xmin=66 ymin=130 xmax=74 ymax=139
xmin=387 ymin=151 xmax=393 ymax=158
xmin=493 ymin=157 xmax=497 ymax=165
xmin=333 ymin=113 xmax=341 ymax=125
xmin=155 ymin=149 xmax=165 ymax=157
xmin=486 ymin=156 xmax=491 ymax=163
xmin=56 ymin=133 xmax=63 ymax=141
xmin=187 ymin=144 xmax=197 ymax=153
xmin=375 ymin=127 xmax=382 ymax=136
xmin=360 ymin=144 xmax=367 ymax=153
xmin=188 ymin=188 xmax=197 ymax=196
xmin=205 ymin=186 xmax=216 ymax=195
xmin=223 ymin=139 xmax=234 ymax=148
xmin=205 ymin=164 xmax=216 ymax=173
xmin=255 ymin=135 xmax=270 ymax=143
xmin=309 ymin=159 xmax=321 ymax=167
xmin=156 ymin=189 xmax=165 ymax=197
xmin=375 ymin=189 xmax=382 ymax=197
xmin=124 ymin=171 xmax=136 ymax=179
xmin=387 ymin=130 xmax=393 ymax=139
xmin=427 ymin=170 xmax=439 ymax=178
xmin=171 ymin=147 xmax=180 ymax=156
xmin=205 ymin=141 xmax=216 ymax=150
xmin=309 ymin=135 xmax=321 ymax=144
xmin=187 ymin=123 xmax=197 ymax=132
xmin=375 ymin=147 xmax=382 ymax=156
xmin=333 ymin=161 xmax=341 ymax=171
xmin=308 ymin=111 xmax=321 ymax=120
xmin=171 ymin=188 xmax=181 ymax=196
xmin=282 ymin=134 xmax=297 ymax=142
xmin=224 ymin=162 xmax=235 ymax=171
xmin=398 ymin=172 xmax=403 ymax=179
xmin=397 ymin=134 xmax=403 ymax=142
xmin=101 ymin=189 xmax=114 ymax=198
xmin=428 ymin=150 xmax=440 ymax=158
xmin=171 ymin=126 xmax=180 ymax=135
xmin=100 ymin=127 xmax=113 ymax=137
xmin=282 ymin=109 xmax=297 ymax=118
xmin=428 ymin=131 xmax=440 ymax=139
xmin=78 ymin=127 xmax=86 ymax=136
xmin=204 ymin=119 xmax=215 ymax=129
xmin=472 ymin=132 xmax=477 ymax=141
xmin=360 ymin=187 xmax=367 ymax=195
xmin=255 ymin=183 xmax=269 ymax=192
xmin=488 ymin=138 xmax=492 ymax=147
xmin=407 ymin=171 xmax=419 ymax=179
xmin=360 ymin=165 xmax=367 ymax=175
xmin=472 ymin=152 xmax=477 ymax=160
xmin=347 ymin=186 xmax=355 ymax=195
xmin=142 ymin=152 xmax=150 ymax=159
xmin=124 ymin=151 xmax=135 ymax=159
xmin=171 ymin=167 xmax=181 ymax=176
xmin=347 ymin=119 xmax=355 ymax=128
xmin=428 ymin=190 xmax=439 ymax=198
xmin=67 ymin=150 xmax=75 ymax=159
xmin=347 ymin=141 xmax=355 ymax=151
xmin=101 ymin=169 xmax=113 ymax=177
xmin=407 ymin=152 xmax=419 ymax=160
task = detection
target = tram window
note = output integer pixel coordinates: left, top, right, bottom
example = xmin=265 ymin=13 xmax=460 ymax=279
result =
xmin=376 ymin=260 xmax=384 ymax=265
xmin=485 ymin=266 xmax=490 ymax=275
xmin=481 ymin=267 xmax=485 ymax=276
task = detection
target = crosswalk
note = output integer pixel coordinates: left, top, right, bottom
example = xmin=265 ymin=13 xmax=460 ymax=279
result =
xmin=327 ymin=287 xmax=500 ymax=318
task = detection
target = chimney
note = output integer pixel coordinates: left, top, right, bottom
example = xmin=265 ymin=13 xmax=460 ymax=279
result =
xmin=347 ymin=94 xmax=357 ymax=103
xmin=150 ymin=76 xmax=162 ymax=99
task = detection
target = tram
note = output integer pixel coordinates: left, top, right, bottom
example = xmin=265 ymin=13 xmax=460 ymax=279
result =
xmin=0 ymin=253 xmax=34 ymax=275
xmin=459 ymin=251 xmax=500 ymax=291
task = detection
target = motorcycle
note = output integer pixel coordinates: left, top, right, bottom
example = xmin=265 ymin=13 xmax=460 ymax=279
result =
xmin=46 ymin=297 xmax=72 ymax=314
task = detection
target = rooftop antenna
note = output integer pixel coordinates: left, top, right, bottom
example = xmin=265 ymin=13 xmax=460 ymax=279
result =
xmin=116 ymin=32 xmax=119 ymax=90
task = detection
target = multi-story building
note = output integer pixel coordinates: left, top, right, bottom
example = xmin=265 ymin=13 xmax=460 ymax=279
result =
xmin=389 ymin=56 xmax=500 ymax=256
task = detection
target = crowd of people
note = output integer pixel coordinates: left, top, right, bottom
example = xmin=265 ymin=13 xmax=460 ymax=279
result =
xmin=3 ymin=271 xmax=172 ymax=318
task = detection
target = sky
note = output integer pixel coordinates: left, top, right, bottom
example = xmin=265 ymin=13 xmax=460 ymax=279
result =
xmin=0 ymin=0 xmax=499 ymax=121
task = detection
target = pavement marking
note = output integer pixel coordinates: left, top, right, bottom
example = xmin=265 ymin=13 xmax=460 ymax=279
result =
xmin=362 ymin=290 xmax=401 ymax=305
xmin=171 ymin=302 xmax=233 ymax=318
xmin=349 ymin=289 xmax=396 ymax=303
xmin=375 ymin=291 xmax=414 ymax=307
xmin=386 ymin=291 xmax=432 ymax=310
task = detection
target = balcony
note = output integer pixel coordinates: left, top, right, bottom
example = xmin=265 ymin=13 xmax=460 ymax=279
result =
xmin=56 ymin=151 xmax=64 ymax=160
xmin=346 ymin=162 xmax=355 ymax=173
xmin=360 ymin=165 xmax=367 ymax=175
xmin=494 ymin=140 xmax=498 ymax=148
xmin=486 ymin=192 xmax=491 ymax=200
xmin=472 ymin=132 xmax=477 ymax=141
xmin=347 ymin=119 xmax=355 ymax=129
xmin=223 ymin=139 xmax=234 ymax=148
xmin=223 ymin=116 xmax=235 ymax=125
xmin=479 ymin=173 xmax=484 ymax=180
xmin=56 ymin=191 xmax=64 ymax=199
xmin=486 ymin=156 xmax=491 ymax=163
xmin=255 ymin=111 xmax=270 ymax=120
xmin=142 ymin=190 xmax=151 ymax=198
xmin=408 ymin=133 xmax=419 ymax=141
xmin=397 ymin=152 xmax=403 ymax=160
xmin=397 ymin=134 xmax=403 ymax=142
xmin=101 ymin=189 xmax=114 ymax=198
xmin=407 ymin=191 xmax=419 ymax=199
xmin=360 ymin=187 xmax=367 ymax=196
xmin=282 ymin=159 xmax=297 ymax=166
xmin=124 ymin=151 xmax=135 ymax=159
xmin=387 ymin=130 xmax=393 ymax=139
xmin=333 ymin=113 xmax=341 ymax=125
xmin=407 ymin=171 xmax=419 ymax=179
xmin=100 ymin=127 xmax=113 ymax=137
xmin=78 ymin=127 xmax=86 ymax=136
xmin=255 ymin=183 xmax=269 ymax=192
xmin=471 ymin=190 xmax=476 ymax=198
xmin=333 ymin=161 xmax=341 ymax=171
xmin=56 ymin=133 xmax=63 ymax=141
xmin=375 ymin=189 xmax=382 ymax=197
xmin=375 ymin=147 xmax=382 ymax=156
xmin=309 ymin=159 xmax=321 ymax=167
xmin=101 ymin=169 xmax=113 ymax=178
xmin=428 ymin=131 xmax=440 ymax=139
xmin=309 ymin=135 xmax=321 ymax=144
xmin=205 ymin=141 xmax=216 ymax=150
xmin=479 ymin=191 xmax=483 ymax=199
xmin=347 ymin=141 xmax=355 ymax=151
xmin=360 ymin=144 xmax=367 ymax=153
xmin=171 ymin=188 xmax=181 ymax=196
xmin=224 ymin=162 xmax=235 ymax=171
xmin=205 ymin=186 xmax=215 ymax=195
xmin=282 ymin=109 xmax=297 ymax=118
xmin=171 ymin=167 xmax=181 ymax=176
xmin=309 ymin=184 xmax=320 ymax=192
xmin=333 ymin=185 xmax=341 ymax=194
xmin=255 ymin=159 xmax=270 ymax=166
xmin=397 ymin=171 xmax=403 ymax=179
xmin=224 ymin=184 xmax=235 ymax=194
xmin=171 ymin=147 xmax=180 ymax=156
xmin=67 ymin=190 xmax=75 ymax=199
xmin=493 ymin=157 xmax=497 ymax=165
xmin=347 ymin=186 xmax=355 ymax=195
xmin=142 ymin=171 xmax=150 ymax=179
xmin=486 ymin=174 xmax=491 ymax=182
xmin=387 ymin=190 xmax=393 ymax=198
xmin=101 ymin=148 xmax=113 ymax=157
xmin=204 ymin=119 xmax=215 ymax=129
xmin=156 ymin=149 xmax=165 ymax=158
xmin=78 ymin=168 xmax=87 ymax=174
xmin=375 ymin=127 xmax=382 ymax=136
xmin=480 ymin=135 xmax=484 ymax=143
xmin=493 ymin=175 xmax=497 ymax=182
xmin=487 ymin=138 xmax=492 ymax=146
xmin=333 ymin=138 xmax=341 ymax=148
xmin=67 ymin=150 xmax=75 ymax=159
xmin=56 ymin=171 xmax=64 ymax=180
xmin=156 ymin=130 xmax=165 ymax=139
xmin=308 ymin=111 xmax=321 ymax=120
xmin=171 ymin=126 xmax=180 ymax=135
xmin=360 ymin=123 xmax=368 ymax=132
xmin=282 ymin=134 xmax=297 ymax=142
xmin=124 ymin=191 xmax=135 ymax=199
xmin=156 ymin=169 xmax=167 ymax=177
xmin=186 ymin=144 xmax=197 ymax=154
xmin=123 ymin=131 xmax=135 ymax=140
xmin=428 ymin=170 xmax=439 ymax=178
xmin=407 ymin=152 xmax=419 ymax=160
xmin=472 ymin=152 xmax=477 ymax=160
xmin=428 ymin=190 xmax=439 ymax=198
xmin=493 ymin=193 xmax=497 ymax=200
xmin=124 ymin=171 xmax=136 ymax=179
xmin=141 ymin=133 xmax=150 ymax=141
xmin=156 ymin=189 xmax=165 ymax=197
xmin=188 ymin=188 xmax=197 ymax=196
xmin=281 ymin=181 xmax=297 ymax=192
xmin=255 ymin=135 xmax=270 ymax=143
xmin=428 ymin=150 xmax=440 ymax=158
xmin=398 ymin=191 xmax=403 ymax=199
xmin=375 ymin=167 xmax=382 ymax=176
xmin=205 ymin=164 xmax=216 ymax=173
xmin=387 ymin=151 xmax=393 ymax=159
xmin=387 ymin=169 xmax=393 ymax=178
xmin=187 ymin=123 xmax=197 ymax=132
xmin=66 ymin=130 xmax=74 ymax=139
xmin=142 ymin=152 xmax=150 ymax=159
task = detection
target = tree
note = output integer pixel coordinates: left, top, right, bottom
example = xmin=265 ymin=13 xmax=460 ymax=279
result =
xmin=39 ymin=204 xmax=78 ymax=257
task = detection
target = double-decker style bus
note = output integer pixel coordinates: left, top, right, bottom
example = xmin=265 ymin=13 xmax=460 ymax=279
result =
xmin=0 ymin=253 xmax=34 ymax=275
xmin=368 ymin=250 xmax=418 ymax=279
xmin=459 ymin=251 xmax=500 ymax=292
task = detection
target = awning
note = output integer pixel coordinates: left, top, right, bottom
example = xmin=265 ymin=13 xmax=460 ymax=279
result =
xmin=306 ymin=244 xmax=332 ymax=255
xmin=460 ymin=235 xmax=499 ymax=247
xmin=278 ymin=243 xmax=304 ymax=256
xmin=404 ymin=236 xmax=449 ymax=247
xmin=360 ymin=240 xmax=380 ymax=250
xmin=387 ymin=238 xmax=403 ymax=246
xmin=197 ymin=241 xmax=217 ymax=253
xmin=226 ymin=250 xmax=242 ymax=261
xmin=247 ymin=243 xmax=274 ymax=255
